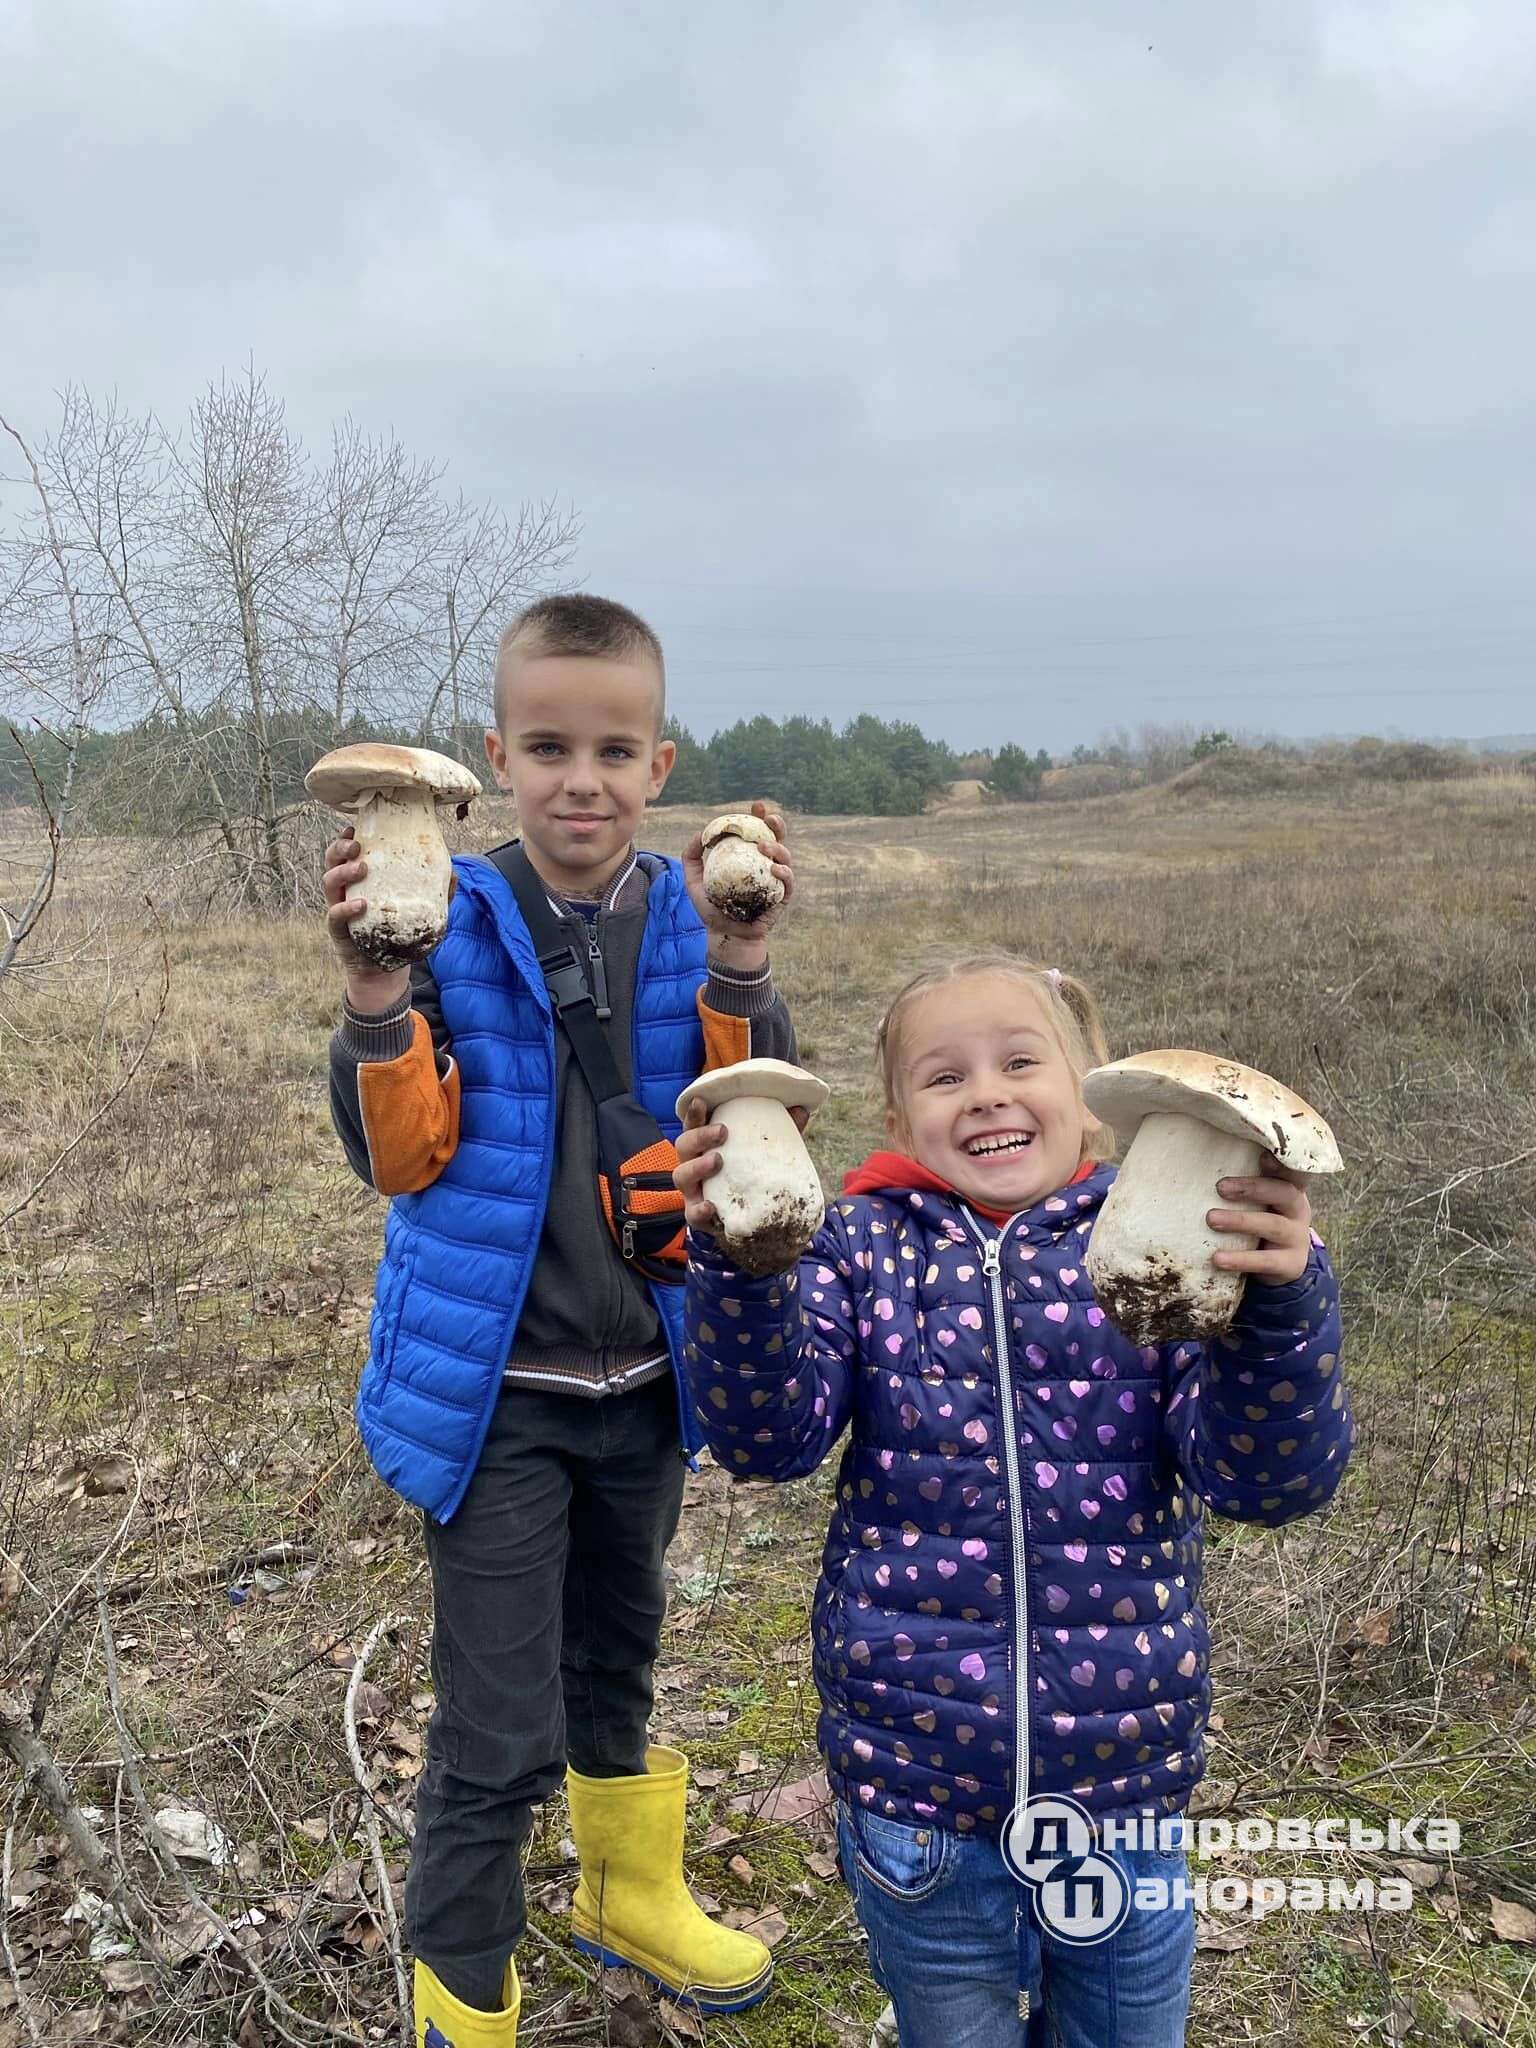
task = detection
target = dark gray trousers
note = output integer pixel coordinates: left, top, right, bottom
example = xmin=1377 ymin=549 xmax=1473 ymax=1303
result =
xmin=404 ymin=1374 xmax=687 ymax=2010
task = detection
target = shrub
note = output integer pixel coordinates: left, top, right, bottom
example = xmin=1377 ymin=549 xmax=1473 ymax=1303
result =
xmin=988 ymin=743 xmax=1052 ymax=802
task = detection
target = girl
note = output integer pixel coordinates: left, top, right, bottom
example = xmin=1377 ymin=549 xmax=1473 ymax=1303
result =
xmin=674 ymin=953 xmax=1351 ymax=2048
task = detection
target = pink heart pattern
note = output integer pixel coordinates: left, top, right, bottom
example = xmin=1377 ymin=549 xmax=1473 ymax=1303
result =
xmin=679 ymin=1160 xmax=1351 ymax=1841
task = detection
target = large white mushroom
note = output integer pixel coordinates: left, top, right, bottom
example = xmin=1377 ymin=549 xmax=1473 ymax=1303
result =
xmin=306 ymin=743 xmax=482 ymax=970
xmin=677 ymin=1058 xmax=830 ymax=1276
xmin=1082 ymin=1050 xmax=1342 ymax=1346
xmin=700 ymin=813 xmax=784 ymax=926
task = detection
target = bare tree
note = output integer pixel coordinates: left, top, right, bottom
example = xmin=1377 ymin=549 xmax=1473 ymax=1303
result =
xmin=28 ymin=372 xmax=576 ymax=906
xmin=419 ymin=493 xmax=578 ymax=755
xmin=0 ymin=414 xmax=112 ymax=980
xmin=316 ymin=422 xmax=577 ymax=757
xmin=170 ymin=367 xmax=321 ymax=898
xmin=316 ymin=418 xmax=448 ymax=736
xmin=35 ymin=386 xmax=247 ymax=867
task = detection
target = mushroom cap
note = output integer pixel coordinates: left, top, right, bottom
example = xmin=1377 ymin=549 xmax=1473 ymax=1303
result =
xmin=1082 ymin=1050 xmax=1342 ymax=1173
xmin=305 ymin=743 xmax=482 ymax=811
xmin=701 ymin=812 xmax=776 ymax=853
xmin=678 ymin=1057 xmax=830 ymax=1121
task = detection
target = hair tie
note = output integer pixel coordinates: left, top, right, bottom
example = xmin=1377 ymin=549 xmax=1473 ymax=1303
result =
xmin=1045 ymin=967 xmax=1063 ymax=987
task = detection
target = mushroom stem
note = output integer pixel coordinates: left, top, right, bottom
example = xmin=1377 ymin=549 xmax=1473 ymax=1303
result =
xmin=347 ymin=787 xmax=453 ymax=970
xmin=1086 ymin=1113 xmax=1263 ymax=1345
xmin=702 ymin=1094 xmax=825 ymax=1277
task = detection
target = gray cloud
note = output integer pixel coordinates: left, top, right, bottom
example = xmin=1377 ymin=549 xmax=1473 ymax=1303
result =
xmin=4 ymin=0 xmax=1533 ymax=748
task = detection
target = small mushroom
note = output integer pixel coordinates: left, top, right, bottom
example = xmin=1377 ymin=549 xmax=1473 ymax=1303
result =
xmin=306 ymin=742 xmax=482 ymax=970
xmin=677 ymin=1058 xmax=830 ymax=1276
xmin=700 ymin=813 xmax=785 ymax=925
xmin=1082 ymin=1050 xmax=1342 ymax=1346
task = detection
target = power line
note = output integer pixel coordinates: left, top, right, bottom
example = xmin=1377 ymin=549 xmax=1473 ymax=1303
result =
xmin=657 ymin=596 xmax=1536 ymax=657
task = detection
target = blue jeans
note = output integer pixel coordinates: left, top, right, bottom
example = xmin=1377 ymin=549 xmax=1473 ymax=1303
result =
xmin=836 ymin=1801 xmax=1194 ymax=2048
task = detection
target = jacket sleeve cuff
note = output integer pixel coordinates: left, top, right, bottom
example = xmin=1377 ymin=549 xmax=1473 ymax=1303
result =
xmin=1226 ymin=1245 xmax=1336 ymax=1340
xmin=340 ymin=993 xmax=416 ymax=1064
xmin=703 ymin=957 xmax=778 ymax=1018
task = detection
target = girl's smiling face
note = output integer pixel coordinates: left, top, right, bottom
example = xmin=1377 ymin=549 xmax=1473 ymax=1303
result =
xmin=890 ymin=973 xmax=1091 ymax=1211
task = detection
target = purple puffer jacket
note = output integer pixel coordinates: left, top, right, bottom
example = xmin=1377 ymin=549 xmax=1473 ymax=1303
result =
xmin=683 ymin=1164 xmax=1351 ymax=1838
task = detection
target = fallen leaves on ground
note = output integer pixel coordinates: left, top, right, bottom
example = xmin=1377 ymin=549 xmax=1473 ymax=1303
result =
xmin=659 ymin=1998 xmax=704 ymax=2041
xmin=729 ymin=1769 xmax=830 ymax=1826
xmin=1489 ymin=1896 xmax=1536 ymax=1944
xmin=606 ymin=1991 xmax=659 ymax=2047
xmin=1184 ymin=1777 xmax=1236 ymax=1819
xmin=349 ymin=1681 xmax=389 ymax=1723
xmin=1194 ymin=1915 xmax=1250 ymax=1953
xmin=720 ymin=1905 xmax=789 ymax=1949
xmin=1443 ymin=1987 xmax=1500 ymax=2039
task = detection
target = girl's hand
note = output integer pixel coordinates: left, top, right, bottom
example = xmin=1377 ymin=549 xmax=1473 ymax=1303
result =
xmin=674 ymin=1098 xmax=725 ymax=1234
xmin=683 ymin=799 xmax=794 ymax=968
xmin=1207 ymin=1156 xmax=1313 ymax=1287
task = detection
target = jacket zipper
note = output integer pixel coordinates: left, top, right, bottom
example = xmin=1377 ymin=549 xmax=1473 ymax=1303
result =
xmin=586 ymin=860 xmax=632 ymax=1023
xmin=961 ymin=1206 xmax=1032 ymax=1842
xmin=587 ymin=934 xmax=611 ymax=1020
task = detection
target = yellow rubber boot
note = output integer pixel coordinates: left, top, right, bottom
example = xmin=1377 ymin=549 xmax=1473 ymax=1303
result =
xmin=414 ymin=1958 xmax=520 ymax=2047
xmin=567 ymin=1745 xmax=774 ymax=2012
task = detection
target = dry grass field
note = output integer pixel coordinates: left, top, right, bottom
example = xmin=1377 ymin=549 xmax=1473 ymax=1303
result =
xmin=2 ymin=768 xmax=1535 ymax=2046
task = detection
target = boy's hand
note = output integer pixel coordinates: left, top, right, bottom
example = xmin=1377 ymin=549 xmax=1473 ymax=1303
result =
xmin=683 ymin=799 xmax=794 ymax=971
xmin=323 ymin=826 xmax=411 ymax=1013
xmin=1207 ymin=1157 xmax=1313 ymax=1287
xmin=674 ymin=1098 xmax=724 ymax=1234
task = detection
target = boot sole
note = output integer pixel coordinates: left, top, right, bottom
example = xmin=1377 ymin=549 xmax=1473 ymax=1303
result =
xmin=571 ymin=1935 xmax=774 ymax=2013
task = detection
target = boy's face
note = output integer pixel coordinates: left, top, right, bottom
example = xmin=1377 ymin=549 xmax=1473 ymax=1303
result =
xmin=486 ymin=648 xmax=675 ymax=894
xmin=890 ymin=976 xmax=1089 ymax=1213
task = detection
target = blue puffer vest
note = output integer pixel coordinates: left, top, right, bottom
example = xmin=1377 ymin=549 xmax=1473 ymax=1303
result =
xmin=358 ymin=851 xmax=709 ymax=1522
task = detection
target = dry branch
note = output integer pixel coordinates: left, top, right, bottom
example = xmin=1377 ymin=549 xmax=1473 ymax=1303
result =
xmin=7 ymin=1462 xmax=146 ymax=1676
xmin=0 ymin=1687 xmax=167 ymax=1955
xmin=104 ymin=1539 xmax=314 ymax=1609
xmin=344 ymin=1617 xmax=412 ymax=2045
xmin=0 ymin=411 xmax=103 ymax=980
xmin=2 ymin=1810 xmax=49 ymax=2048
xmin=92 ymin=1578 xmax=360 ymax=2048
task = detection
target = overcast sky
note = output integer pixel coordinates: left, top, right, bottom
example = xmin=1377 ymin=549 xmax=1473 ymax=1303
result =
xmin=4 ymin=0 xmax=1534 ymax=750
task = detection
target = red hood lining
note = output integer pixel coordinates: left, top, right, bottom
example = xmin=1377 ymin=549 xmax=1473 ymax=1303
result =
xmin=841 ymin=1148 xmax=1098 ymax=1225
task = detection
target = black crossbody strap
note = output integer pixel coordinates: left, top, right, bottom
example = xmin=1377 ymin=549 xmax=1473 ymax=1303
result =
xmin=501 ymin=848 xmax=628 ymax=1106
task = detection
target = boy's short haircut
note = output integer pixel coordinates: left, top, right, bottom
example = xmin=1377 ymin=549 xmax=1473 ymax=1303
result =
xmin=494 ymin=593 xmax=666 ymax=731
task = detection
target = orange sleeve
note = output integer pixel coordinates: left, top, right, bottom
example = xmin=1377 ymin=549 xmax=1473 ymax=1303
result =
xmin=695 ymin=993 xmax=751 ymax=1075
xmin=356 ymin=1010 xmax=462 ymax=1196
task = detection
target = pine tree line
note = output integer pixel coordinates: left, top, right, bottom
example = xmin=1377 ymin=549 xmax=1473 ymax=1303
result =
xmin=656 ymin=713 xmax=957 ymax=815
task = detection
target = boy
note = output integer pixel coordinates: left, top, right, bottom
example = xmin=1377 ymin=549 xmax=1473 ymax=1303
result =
xmin=324 ymin=595 xmax=796 ymax=2048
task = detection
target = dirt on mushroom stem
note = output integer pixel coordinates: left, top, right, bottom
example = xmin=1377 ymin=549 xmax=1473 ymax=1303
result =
xmin=1094 ymin=1258 xmax=1242 ymax=1348
xmin=715 ymin=880 xmax=781 ymax=924
xmin=721 ymin=1193 xmax=825 ymax=1277
xmin=348 ymin=915 xmax=444 ymax=971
